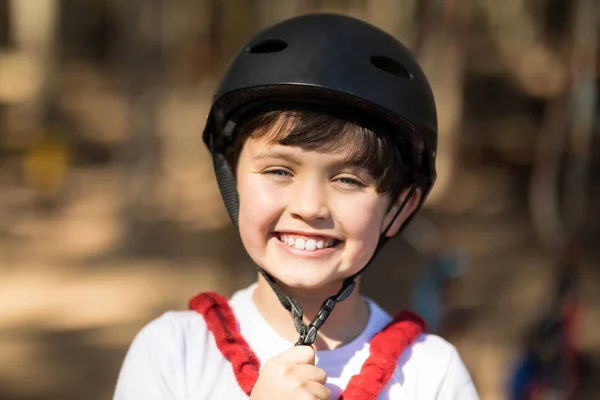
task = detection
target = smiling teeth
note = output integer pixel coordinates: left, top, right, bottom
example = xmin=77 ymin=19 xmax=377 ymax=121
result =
xmin=280 ymin=235 xmax=334 ymax=251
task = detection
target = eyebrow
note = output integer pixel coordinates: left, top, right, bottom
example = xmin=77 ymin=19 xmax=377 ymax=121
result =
xmin=252 ymin=150 xmax=371 ymax=175
xmin=252 ymin=151 xmax=302 ymax=165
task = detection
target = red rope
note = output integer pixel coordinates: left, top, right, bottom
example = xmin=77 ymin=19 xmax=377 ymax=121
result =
xmin=189 ymin=292 xmax=260 ymax=396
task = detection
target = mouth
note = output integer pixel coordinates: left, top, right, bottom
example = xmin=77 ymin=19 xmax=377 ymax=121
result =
xmin=274 ymin=232 xmax=342 ymax=252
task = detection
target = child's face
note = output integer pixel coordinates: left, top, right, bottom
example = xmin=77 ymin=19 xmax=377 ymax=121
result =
xmin=235 ymin=134 xmax=412 ymax=290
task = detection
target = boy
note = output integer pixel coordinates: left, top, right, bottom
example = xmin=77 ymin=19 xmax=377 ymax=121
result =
xmin=114 ymin=14 xmax=479 ymax=399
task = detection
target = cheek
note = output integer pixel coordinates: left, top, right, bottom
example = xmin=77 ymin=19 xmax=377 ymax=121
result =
xmin=237 ymin=175 xmax=284 ymax=245
xmin=333 ymin=196 xmax=387 ymax=259
xmin=336 ymin=195 xmax=387 ymax=235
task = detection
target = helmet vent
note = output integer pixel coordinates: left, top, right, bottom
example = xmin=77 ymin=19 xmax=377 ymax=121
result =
xmin=370 ymin=56 xmax=412 ymax=79
xmin=247 ymin=39 xmax=288 ymax=54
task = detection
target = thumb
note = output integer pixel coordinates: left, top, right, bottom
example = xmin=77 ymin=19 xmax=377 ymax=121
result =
xmin=280 ymin=345 xmax=316 ymax=365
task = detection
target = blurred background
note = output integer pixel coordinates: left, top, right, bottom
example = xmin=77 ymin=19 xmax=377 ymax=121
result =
xmin=0 ymin=0 xmax=598 ymax=399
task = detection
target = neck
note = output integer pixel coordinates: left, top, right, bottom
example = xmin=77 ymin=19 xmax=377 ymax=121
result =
xmin=252 ymin=275 xmax=370 ymax=351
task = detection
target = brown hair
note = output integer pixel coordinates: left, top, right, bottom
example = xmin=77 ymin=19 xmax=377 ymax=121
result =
xmin=225 ymin=103 xmax=416 ymax=202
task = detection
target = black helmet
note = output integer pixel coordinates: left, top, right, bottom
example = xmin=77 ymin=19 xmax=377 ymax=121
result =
xmin=202 ymin=13 xmax=438 ymax=346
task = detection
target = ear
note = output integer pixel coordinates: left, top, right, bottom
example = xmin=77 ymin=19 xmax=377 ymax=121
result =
xmin=381 ymin=186 xmax=423 ymax=237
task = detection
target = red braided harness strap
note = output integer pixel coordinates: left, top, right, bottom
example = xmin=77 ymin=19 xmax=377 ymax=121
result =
xmin=189 ymin=292 xmax=260 ymax=396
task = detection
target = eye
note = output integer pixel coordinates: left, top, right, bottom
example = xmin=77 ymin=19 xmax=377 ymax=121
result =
xmin=262 ymin=168 xmax=293 ymax=182
xmin=335 ymin=176 xmax=365 ymax=188
xmin=266 ymin=169 xmax=289 ymax=176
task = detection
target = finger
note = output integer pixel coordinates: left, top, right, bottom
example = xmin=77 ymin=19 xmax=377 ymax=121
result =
xmin=279 ymin=345 xmax=315 ymax=365
xmin=294 ymin=365 xmax=327 ymax=384
xmin=302 ymin=380 xmax=331 ymax=400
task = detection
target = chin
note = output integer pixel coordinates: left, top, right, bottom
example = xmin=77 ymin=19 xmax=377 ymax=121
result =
xmin=264 ymin=266 xmax=351 ymax=293
xmin=272 ymin=271 xmax=331 ymax=289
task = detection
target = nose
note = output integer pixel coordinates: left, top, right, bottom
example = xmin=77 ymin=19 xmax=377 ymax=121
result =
xmin=288 ymin=179 xmax=331 ymax=221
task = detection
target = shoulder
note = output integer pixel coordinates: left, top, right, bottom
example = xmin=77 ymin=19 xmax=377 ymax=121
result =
xmin=399 ymin=333 xmax=479 ymax=399
xmin=117 ymin=310 xmax=214 ymax=377
xmin=405 ymin=332 xmax=457 ymax=365
xmin=114 ymin=311 xmax=223 ymax=400
xmin=133 ymin=310 xmax=209 ymax=347
xmin=364 ymin=300 xmax=465 ymax=379
xmin=125 ymin=308 xmax=238 ymax=369
xmin=356 ymin=299 xmax=479 ymax=398
xmin=135 ymin=311 xmax=207 ymax=340
xmin=363 ymin=299 xmax=465 ymax=377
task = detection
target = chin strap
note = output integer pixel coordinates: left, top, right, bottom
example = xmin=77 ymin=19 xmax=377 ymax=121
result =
xmin=291 ymin=278 xmax=356 ymax=346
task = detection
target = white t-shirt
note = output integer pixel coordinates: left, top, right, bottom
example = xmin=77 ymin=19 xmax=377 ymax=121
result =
xmin=114 ymin=284 xmax=479 ymax=399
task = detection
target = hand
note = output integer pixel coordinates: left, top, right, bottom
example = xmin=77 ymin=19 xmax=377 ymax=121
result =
xmin=250 ymin=345 xmax=331 ymax=400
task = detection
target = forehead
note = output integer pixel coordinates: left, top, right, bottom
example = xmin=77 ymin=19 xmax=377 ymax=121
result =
xmin=244 ymin=137 xmax=354 ymax=164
